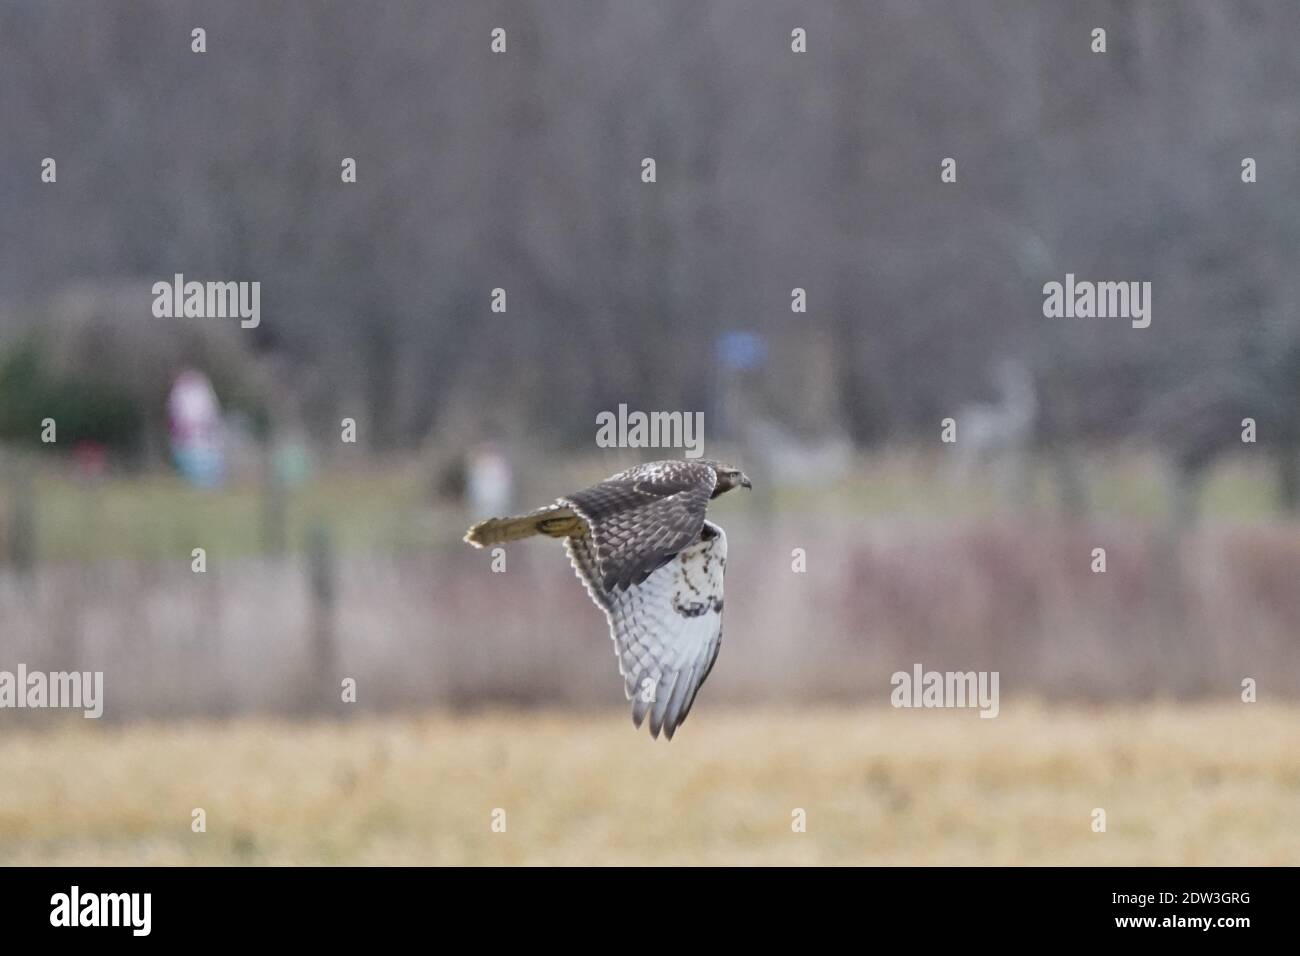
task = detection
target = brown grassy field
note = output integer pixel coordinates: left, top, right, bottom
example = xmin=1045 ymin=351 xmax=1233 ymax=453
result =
xmin=1 ymin=702 xmax=1296 ymax=866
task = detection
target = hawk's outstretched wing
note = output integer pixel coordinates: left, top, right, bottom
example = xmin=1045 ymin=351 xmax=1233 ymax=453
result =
xmin=560 ymin=459 xmax=717 ymax=592
xmin=565 ymin=521 xmax=726 ymax=740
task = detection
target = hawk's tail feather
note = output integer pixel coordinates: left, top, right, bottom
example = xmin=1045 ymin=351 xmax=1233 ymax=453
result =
xmin=463 ymin=505 xmax=583 ymax=548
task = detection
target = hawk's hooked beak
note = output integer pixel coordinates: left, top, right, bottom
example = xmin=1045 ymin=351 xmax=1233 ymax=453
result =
xmin=739 ymin=473 xmax=752 ymax=490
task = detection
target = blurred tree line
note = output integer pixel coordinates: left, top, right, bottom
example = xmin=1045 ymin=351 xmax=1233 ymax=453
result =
xmin=0 ymin=338 xmax=139 ymax=450
xmin=0 ymin=0 xmax=1296 ymax=467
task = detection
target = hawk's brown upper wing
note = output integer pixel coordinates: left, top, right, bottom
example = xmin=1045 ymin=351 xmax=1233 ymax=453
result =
xmin=560 ymin=460 xmax=718 ymax=592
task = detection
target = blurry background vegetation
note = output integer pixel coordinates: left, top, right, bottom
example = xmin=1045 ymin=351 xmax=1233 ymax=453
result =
xmin=1 ymin=0 xmax=1297 ymax=464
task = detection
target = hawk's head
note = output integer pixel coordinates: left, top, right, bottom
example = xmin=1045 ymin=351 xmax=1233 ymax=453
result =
xmin=708 ymin=461 xmax=752 ymax=498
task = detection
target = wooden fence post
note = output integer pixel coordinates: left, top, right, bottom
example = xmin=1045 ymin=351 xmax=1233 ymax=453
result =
xmin=7 ymin=470 xmax=36 ymax=572
xmin=305 ymin=520 xmax=337 ymax=716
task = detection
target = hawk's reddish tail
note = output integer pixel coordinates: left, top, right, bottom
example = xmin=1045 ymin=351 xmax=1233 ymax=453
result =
xmin=463 ymin=505 xmax=582 ymax=547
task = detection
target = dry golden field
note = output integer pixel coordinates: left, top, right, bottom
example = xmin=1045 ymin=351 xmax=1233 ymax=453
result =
xmin=1 ymin=702 xmax=1297 ymax=866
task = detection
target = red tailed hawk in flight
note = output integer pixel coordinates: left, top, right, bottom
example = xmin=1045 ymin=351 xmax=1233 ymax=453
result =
xmin=464 ymin=458 xmax=751 ymax=739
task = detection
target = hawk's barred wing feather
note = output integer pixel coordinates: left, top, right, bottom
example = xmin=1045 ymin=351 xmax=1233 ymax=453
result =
xmin=565 ymin=520 xmax=727 ymax=739
xmin=560 ymin=460 xmax=717 ymax=592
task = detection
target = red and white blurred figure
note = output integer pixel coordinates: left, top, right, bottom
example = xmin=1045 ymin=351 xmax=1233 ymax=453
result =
xmin=167 ymin=369 xmax=226 ymax=488
xmin=466 ymin=442 xmax=513 ymax=518
xmin=72 ymin=439 xmax=108 ymax=480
